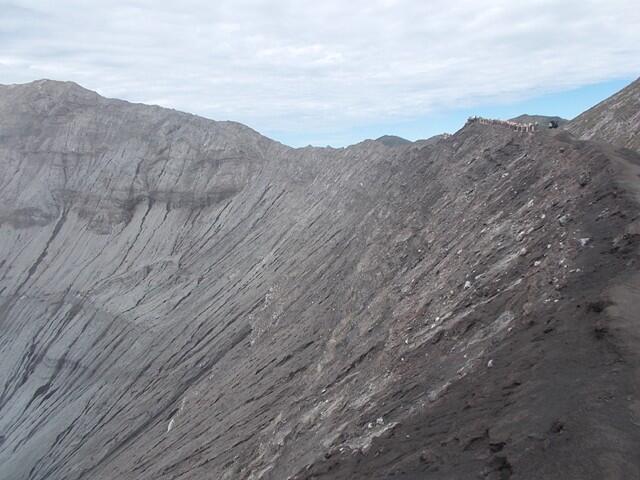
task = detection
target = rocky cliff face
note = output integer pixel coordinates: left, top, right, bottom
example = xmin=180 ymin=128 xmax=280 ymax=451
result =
xmin=1 ymin=79 xmax=639 ymax=480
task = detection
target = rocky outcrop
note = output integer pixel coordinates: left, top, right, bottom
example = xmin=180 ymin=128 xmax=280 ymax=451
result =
xmin=0 ymin=79 xmax=639 ymax=479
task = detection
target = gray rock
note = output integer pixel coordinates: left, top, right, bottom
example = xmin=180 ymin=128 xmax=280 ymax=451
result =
xmin=579 ymin=237 xmax=591 ymax=247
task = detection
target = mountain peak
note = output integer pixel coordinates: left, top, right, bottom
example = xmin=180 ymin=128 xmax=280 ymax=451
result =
xmin=375 ymin=135 xmax=412 ymax=147
xmin=2 ymin=78 xmax=93 ymax=94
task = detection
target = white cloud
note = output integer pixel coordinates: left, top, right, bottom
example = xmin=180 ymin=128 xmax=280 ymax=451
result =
xmin=1 ymin=0 xmax=639 ymax=145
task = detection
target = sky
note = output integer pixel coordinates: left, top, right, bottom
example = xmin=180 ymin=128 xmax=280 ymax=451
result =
xmin=1 ymin=0 xmax=639 ymax=147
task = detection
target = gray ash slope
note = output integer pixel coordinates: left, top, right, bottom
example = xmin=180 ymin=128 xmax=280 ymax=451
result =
xmin=0 ymin=79 xmax=639 ymax=480
xmin=567 ymin=77 xmax=640 ymax=152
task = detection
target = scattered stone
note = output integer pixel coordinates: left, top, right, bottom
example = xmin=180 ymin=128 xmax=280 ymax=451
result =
xmin=578 ymin=237 xmax=591 ymax=247
xmin=464 ymin=280 xmax=472 ymax=289
xmin=518 ymin=247 xmax=528 ymax=256
xmin=376 ymin=417 xmax=384 ymax=425
xmin=419 ymin=451 xmax=434 ymax=464
xmin=487 ymin=359 xmax=494 ymax=368
xmin=522 ymin=302 xmax=533 ymax=315
xmin=578 ymin=172 xmax=591 ymax=187
xmin=558 ymin=214 xmax=570 ymax=226
xmin=550 ymin=420 xmax=565 ymax=434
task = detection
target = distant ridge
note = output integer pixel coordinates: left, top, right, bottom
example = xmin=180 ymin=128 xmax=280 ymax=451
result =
xmin=374 ymin=135 xmax=412 ymax=147
xmin=509 ymin=114 xmax=568 ymax=126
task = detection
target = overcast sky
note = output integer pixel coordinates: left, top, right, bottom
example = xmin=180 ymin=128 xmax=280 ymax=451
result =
xmin=1 ymin=0 xmax=639 ymax=146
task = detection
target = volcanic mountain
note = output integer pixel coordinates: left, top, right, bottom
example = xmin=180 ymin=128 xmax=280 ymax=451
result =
xmin=567 ymin=77 xmax=640 ymax=152
xmin=0 ymin=78 xmax=639 ymax=480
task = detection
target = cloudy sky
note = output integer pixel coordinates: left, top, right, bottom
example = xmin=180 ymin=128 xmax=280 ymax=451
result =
xmin=1 ymin=0 xmax=639 ymax=146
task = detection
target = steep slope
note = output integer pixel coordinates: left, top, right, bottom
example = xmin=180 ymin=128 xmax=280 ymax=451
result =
xmin=0 ymin=80 xmax=639 ymax=480
xmin=566 ymin=77 xmax=640 ymax=151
